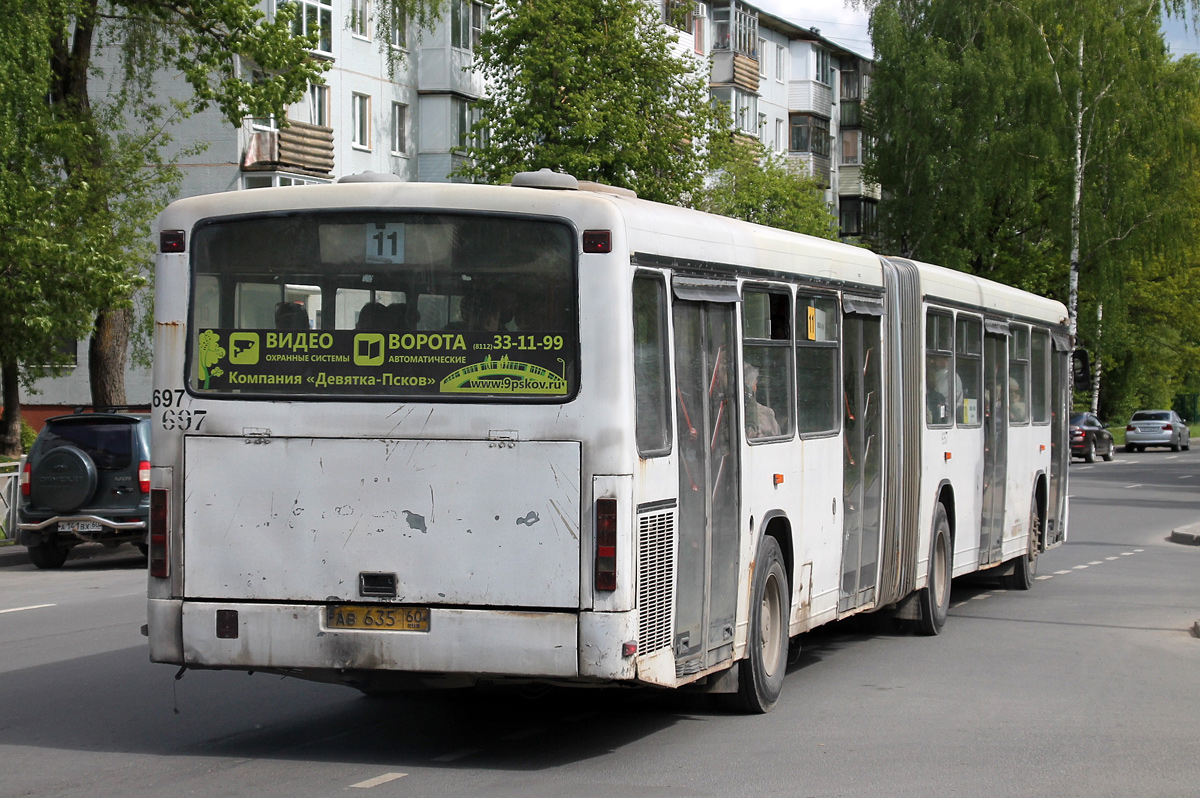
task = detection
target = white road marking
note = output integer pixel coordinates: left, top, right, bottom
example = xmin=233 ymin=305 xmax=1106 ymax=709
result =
xmin=1179 ymin=475 xmax=1193 ymax=479
xmin=1134 ymin=548 xmax=1145 ymax=552
xmin=1035 ymin=575 xmax=1054 ymax=580
xmin=1054 ymin=570 xmax=1072 ymax=575
xmin=1073 ymin=565 xmax=1089 ymax=570
xmin=970 ymin=594 xmax=991 ymax=601
xmin=0 ymin=603 xmax=56 ymax=615
xmin=350 ymin=773 xmax=407 ymax=789
xmin=1106 ymin=556 xmax=1119 ymax=561
xmin=1124 ymin=484 xmax=1144 ymax=489
xmin=432 ymin=749 xmax=481 ymax=762
xmin=1121 ymin=552 xmax=1135 ymax=556
xmin=1088 ymin=561 xmax=1104 ymax=565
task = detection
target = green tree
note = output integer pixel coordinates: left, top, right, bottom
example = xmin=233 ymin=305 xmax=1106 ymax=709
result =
xmin=863 ymin=0 xmax=1200 ymax=417
xmin=457 ymin=0 xmax=716 ymax=204
xmin=696 ymin=132 xmax=839 ymax=239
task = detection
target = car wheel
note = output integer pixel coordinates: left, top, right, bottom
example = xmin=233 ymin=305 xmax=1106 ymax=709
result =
xmin=1171 ymin=440 xmax=1181 ymax=452
xmin=1101 ymin=439 xmax=1114 ymax=461
xmin=1083 ymin=438 xmax=1096 ymax=463
xmin=1125 ymin=444 xmax=1136 ymax=453
xmin=1136 ymin=445 xmax=1145 ymax=453
xmin=28 ymin=541 xmax=69 ymax=569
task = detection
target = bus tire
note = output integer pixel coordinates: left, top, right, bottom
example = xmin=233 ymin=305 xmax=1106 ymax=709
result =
xmin=1004 ymin=497 xmax=1040 ymax=591
xmin=916 ymin=505 xmax=952 ymax=636
xmin=735 ymin=535 xmax=790 ymax=714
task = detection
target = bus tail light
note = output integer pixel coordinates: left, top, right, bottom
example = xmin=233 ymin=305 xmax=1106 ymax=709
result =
xmin=595 ymin=498 xmax=618 ymax=591
xmin=21 ymin=460 xmax=30 ymax=496
xmin=138 ymin=460 xmax=151 ymax=494
xmin=150 ymin=489 xmax=169 ymax=578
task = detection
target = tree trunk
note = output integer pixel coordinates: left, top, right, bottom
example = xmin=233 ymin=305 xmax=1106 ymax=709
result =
xmin=89 ymin=306 xmax=132 ymax=409
xmin=0 ymin=360 xmax=21 ymax=457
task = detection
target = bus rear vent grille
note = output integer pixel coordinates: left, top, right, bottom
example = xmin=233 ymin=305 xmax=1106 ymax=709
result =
xmin=637 ymin=510 xmax=675 ymax=655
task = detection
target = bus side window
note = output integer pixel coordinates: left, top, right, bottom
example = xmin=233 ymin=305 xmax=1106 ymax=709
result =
xmin=955 ymin=316 xmax=983 ymax=426
xmin=633 ymin=275 xmax=671 ymax=457
xmin=925 ymin=310 xmax=954 ymax=427
xmin=742 ymin=287 xmax=794 ymax=440
xmin=1010 ymin=325 xmax=1030 ymax=424
xmin=1031 ymin=328 xmax=1050 ymax=423
xmin=796 ymin=295 xmax=839 ymax=435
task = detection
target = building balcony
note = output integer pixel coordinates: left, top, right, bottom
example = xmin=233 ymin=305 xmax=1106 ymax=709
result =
xmin=788 ymin=80 xmax=833 ymax=118
xmin=242 ymin=120 xmax=335 ymax=178
xmin=711 ymin=50 xmax=760 ymax=93
xmin=837 ymin=164 xmax=881 ymax=200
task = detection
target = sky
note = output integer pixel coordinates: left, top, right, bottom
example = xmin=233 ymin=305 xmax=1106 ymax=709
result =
xmin=750 ymin=1 xmax=1200 ymax=60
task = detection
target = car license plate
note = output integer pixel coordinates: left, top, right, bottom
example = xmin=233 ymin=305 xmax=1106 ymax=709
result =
xmin=325 ymin=604 xmax=430 ymax=632
xmin=61 ymin=521 xmax=103 ymax=533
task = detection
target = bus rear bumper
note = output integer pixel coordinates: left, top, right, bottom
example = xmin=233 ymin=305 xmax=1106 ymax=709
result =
xmin=165 ymin=601 xmax=580 ymax=678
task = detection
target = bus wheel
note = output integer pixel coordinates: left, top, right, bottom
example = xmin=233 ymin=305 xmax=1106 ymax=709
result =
xmin=735 ymin=535 xmax=790 ymax=714
xmin=917 ymin=505 xmax=952 ymax=636
xmin=1004 ymin=497 xmax=1040 ymax=591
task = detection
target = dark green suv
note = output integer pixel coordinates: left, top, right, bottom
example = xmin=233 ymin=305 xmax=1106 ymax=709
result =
xmin=17 ymin=412 xmax=152 ymax=569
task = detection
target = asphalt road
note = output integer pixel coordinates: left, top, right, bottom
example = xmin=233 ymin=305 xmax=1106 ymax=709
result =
xmin=1 ymin=450 xmax=1197 ymax=797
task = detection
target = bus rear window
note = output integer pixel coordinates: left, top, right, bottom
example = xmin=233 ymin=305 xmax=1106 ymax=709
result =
xmin=188 ymin=212 xmax=577 ymax=400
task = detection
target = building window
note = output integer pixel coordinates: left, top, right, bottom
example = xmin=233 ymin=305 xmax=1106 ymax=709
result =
xmin=308 ymin=83 xmax=329 ymax=127
xmin=712 ymin=1 xmax=758 ymax=57
xmin=757 ymin=113 xmax=767 ymax=140
xmin=775 ymin=118 xmax=784 ymax=153
xmin=841 ymin=128 xmax=861 ymax=165
xmin=815 ymin=47 xmax=831 ymax=85
xmin=350 ymin=0 xmax=369 ymax=38
xmin=776 ymin=43 xmax=786 ymax=81
xmin=758 ymin=37 xmax=768 ymax=76
xmin=838 ymin=198 xmax=877 ymax=238
xmin=451 ymin=0 xmax=487 ymax=51
xmin=391 ymin=102 xmax=407 ymax=154
xmin=288 ymin=0 xmax=333 ymax=54
xmin=789 ymin=113 xmax=829 ymax=156
xmin=663 ymin=0 xmax=693 ymax=32
xmin=389 ymin=6 xmax=406 ymax=48
xmin=453 ymin=97 xmax=487 ymax=150
xmin=693 ymin=2 xmax=707 ymax=53
xmin=243 ymin=173 xmax=326 ymax=189
xmin=352 ymin=93 xmax=371 ymax=149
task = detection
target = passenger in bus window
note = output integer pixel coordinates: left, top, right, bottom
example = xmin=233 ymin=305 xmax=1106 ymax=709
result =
xmin=1009 ymin=378 xmax=1027 ymax=423
xmin=275 ymin=301 xmax=310 ymax=330
xmin=357 ymin=301 xmax=388 ymax=329
xmin=384 ymin=302 xmax=417 ymax=330
xmin=745 ymin=363 xmax=780 ymax=438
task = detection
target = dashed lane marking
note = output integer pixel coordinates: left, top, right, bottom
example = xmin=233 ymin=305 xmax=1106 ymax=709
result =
xmin=0 ymin=603 xmax=56 ymax=615
xmin=350 ymin=773 xmax=407 ymax=789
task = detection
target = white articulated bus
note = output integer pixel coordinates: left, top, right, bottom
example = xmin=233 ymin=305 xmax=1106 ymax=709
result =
xmin=147 ymin=170 xmax=1071 ymax=712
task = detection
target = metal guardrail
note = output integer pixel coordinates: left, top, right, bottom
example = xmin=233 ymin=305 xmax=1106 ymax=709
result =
xmin=0 ymin=459 xmax=20 ymax=545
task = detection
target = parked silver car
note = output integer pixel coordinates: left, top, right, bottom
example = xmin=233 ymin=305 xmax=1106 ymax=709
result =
xmin=1124 ymin=410 xmax=1191 ymax=452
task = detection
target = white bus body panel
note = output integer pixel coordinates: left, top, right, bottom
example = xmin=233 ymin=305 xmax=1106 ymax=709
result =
xmin=182 ymin=436 xmax=581 ymax=607
xmin=180 ymin=602 xmax=579 ymax=676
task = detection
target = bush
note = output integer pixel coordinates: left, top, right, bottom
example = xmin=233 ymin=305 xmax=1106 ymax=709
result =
xmin=21 ymin=419 xmax=37 ymax=453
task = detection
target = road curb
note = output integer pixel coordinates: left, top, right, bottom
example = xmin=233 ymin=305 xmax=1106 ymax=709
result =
xmin=1168 ymin=522 xmax=1200 ymax=546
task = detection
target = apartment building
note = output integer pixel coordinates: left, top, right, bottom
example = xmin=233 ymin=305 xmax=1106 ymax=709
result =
xmin=666 ymin=0 xmax=878 ymax=240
